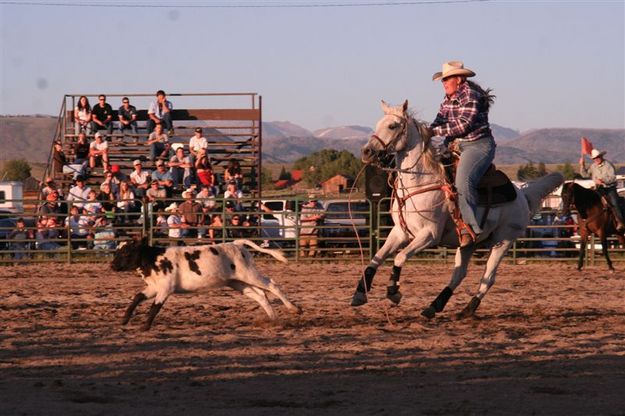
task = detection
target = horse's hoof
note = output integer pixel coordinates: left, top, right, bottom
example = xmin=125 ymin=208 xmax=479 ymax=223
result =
xmin=456 ymin=297 xmax=481 ymax=320
xmin=351 ymin=291 xmax=368 ymax=307
xmin=421 ymin=306 xmax=436 ymax=320
xmin=386 ymin=290 xmax=402 ymax=305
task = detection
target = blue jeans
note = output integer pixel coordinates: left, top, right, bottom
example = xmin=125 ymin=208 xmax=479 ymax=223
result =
xmin=150 ymin=142 xmax=170 ymax=161
xmin=146 ymin=114 xmax=173 ymax=133
xmin=119 ymin=121 xmax=138 ymax=135
xmin=455 ymin=136 xmax=496 ymax=234
xmin=598 ymin=186 xmax=625 ymax=225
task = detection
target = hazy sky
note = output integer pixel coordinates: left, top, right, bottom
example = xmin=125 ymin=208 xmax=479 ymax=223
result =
xmin=1 ymin=0 xmax=623 ymax=133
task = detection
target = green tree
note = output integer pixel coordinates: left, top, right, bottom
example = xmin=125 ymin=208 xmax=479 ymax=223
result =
xmin=555 ymin=161 xmax=577 ymax=180
xmin=0 ymin=159 xmax=31 ymax=181
xmin=293 ymin=149 xmax=363 ymax=187
xmin=517 ymin=161 xmax=549 ymax=181
xmin=260 ymin=167 xmax=275 ymax=189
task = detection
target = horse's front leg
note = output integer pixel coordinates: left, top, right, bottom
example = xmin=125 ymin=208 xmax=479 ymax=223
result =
xmin=385 ymin=228 xmax=437 ymax=305
xmin=456 ymin=240 xmax=513 ymax=320
xmin=422 ymin=244 xmax=475 ymax=319
xmin=351 ymin=226 xmax=408 ymax=307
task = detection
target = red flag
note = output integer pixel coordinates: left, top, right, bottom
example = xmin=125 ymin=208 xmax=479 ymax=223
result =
xmin=581 ymin=137 xmax=593 ymax=155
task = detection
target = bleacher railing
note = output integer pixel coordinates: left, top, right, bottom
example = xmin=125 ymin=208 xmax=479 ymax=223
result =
xmin=1 ymin=198 xmax=623 ymax=266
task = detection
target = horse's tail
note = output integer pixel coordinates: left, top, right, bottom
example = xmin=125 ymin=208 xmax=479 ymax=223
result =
xmin=233 ymin=239 xmax=288 ymax=264
xmin=522 ymin=172 xmax=565 ymax=216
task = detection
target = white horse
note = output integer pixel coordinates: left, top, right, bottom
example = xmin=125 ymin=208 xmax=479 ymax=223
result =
xmin=351 ymin=100 xmax=564 ymax=319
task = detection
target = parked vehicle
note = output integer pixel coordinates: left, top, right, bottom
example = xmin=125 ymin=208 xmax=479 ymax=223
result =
xmin=259 ymin=199 xmax=299 ymax=246
xmin=319 ymin=199 xmax=370 ymax=248
xmin=0 ymin=181 xmax=24 ymax=214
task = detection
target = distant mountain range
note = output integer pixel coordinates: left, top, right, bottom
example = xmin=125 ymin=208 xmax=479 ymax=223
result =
xmin=1 ymin=116 xmax=623 ymax=166
xmin=262 ymin=121 xmax=624 ymax=165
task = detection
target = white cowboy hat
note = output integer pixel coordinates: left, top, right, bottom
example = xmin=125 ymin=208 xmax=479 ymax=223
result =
xmin=171 ymin=143 xmax=184 ymax=152
xmin=182 ymin=189 xmax=195 ymax=198
xmin=590 ymin=149 xmax=606 ymax=159
xmin=164 ymin=202 xmax=178 ymax=212
xmin=432 ymin=61 xmax=476 ymax=81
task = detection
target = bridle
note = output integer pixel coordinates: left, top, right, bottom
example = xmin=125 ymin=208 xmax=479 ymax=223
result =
xmin=368 ymin=115 xmax=408 ymax=157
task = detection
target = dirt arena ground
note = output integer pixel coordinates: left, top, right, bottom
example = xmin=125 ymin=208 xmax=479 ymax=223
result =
xmin=1 ymin=260 xmax=624 ymax=415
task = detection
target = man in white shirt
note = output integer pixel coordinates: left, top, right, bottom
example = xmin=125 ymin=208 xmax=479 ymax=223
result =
xmin=129 ymin=159 xmax=151 ymax=198
xmin=66 ymin=176 xmax=92 ymax=209
xmin=189 ymin=127 xmax=208 ymax=163
xmin=89 ymin=132 xmax=109 ymax=171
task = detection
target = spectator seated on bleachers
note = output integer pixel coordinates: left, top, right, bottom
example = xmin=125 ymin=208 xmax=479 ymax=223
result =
xmin=188 ymin=127 xmax=208 ymax=164
xmin=35 ymin=216 xmax=62 ymax=251
xmin=89 ymin=132 xmax=109 ymax=172
xmin=224 ymin=158 xmax=243 ymax=190
xmin=224 ymin=180 xmax=244 ymax=212
xmin=146 ymin=90 xmax=174 ymax=135
xmin=74 ymin=95 xmax=93 ymax=135
xmin=93 ymin=216 xmax=117 ymax=250
xmin=117 ymin=96 xmax=138 ymax=137
xmin=52 ymin=140 xmax=67 ymax=176
xmin=41 ymin=177 xmax=64 ymax=199
xmin=39 ymin=190 xmax=66 ymax=217
xmin=92 ymin=94 xmax=114 ymax=135
xmin=146 ymin=124 xmax=171 ymax=162
xmin=152 ymin=159 xmax=174 ymax=198
xmin=64 ymin=206 xmax=91 ymax=249
xmin=97 ymin=182 xmax=118 ymax=214
xmin=146 ymin=179 xmax=167 ymax=212
xmin=129 ymin=159 xmax=151 ymax=199
xmin=169 ymin=144 xmax=193 ymax=190
xmin=195 ymin=148 xmax=217 ymax=195
xmin=66 ymin=176 xmax=91 ymax=209
xmin=116 ymin=180 xmax=137 ymax=224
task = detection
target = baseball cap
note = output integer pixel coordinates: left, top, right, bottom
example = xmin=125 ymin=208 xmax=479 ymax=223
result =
xmin=110 ymin=164 xmax=120 ymax=173
xmin=194 ymin=127 xmax=202 ymax=133
xmin=94 ymin=132 xmax=103 ymax=138
xmin=133 ymin=159 xmax=142 ymax=166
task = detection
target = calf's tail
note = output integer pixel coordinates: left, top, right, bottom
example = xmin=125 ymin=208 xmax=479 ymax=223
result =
xmin=522 ymin=172 xmax=564 ymax=216
xmin=233 ymin=239 xmax=288 ymax=263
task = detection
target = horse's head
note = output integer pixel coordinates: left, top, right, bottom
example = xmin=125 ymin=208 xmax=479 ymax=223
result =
xmin=361 ymin=100 xmax=413 ymax=167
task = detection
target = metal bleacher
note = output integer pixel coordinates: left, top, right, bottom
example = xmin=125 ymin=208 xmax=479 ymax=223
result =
xmin=43 ymin=92 xmax=262 ymax=197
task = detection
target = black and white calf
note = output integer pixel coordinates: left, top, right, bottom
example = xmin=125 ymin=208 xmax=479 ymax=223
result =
xmin=111 ymin=237 xmax=301 ymax=330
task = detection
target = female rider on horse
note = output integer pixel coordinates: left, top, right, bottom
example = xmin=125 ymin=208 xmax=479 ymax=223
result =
xmin=429 ymin=61 xmax=496 ymax=247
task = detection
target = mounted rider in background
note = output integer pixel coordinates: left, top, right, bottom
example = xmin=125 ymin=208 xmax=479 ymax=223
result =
xmin=428 ymin=61 xmax=496 ymax=247
xmin=579 ymin=148 xmax=625 ymax=232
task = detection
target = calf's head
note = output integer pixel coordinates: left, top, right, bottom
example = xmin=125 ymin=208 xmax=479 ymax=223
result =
xmin=111 ymin=236 xmax=149 ymax=271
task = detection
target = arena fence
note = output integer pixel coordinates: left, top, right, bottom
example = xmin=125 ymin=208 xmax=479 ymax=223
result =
xmin=1 ymin=197 xmax=623 ymax=266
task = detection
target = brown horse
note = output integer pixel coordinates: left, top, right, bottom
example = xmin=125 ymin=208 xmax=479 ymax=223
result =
xmin=560 ymin=182 xmax=625 ymax=271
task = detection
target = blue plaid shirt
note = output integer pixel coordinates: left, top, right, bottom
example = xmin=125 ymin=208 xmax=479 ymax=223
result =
xmin=430 ymin=81 xmax=492 ymax=142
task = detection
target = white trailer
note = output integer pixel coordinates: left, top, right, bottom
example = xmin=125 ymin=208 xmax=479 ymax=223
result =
xmin=0 ymin=181 xmax=24 ymax=213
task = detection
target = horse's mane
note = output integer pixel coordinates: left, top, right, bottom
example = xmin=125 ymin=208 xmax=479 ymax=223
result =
xmin=409 ymin=116 xmax=446 ymax=179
